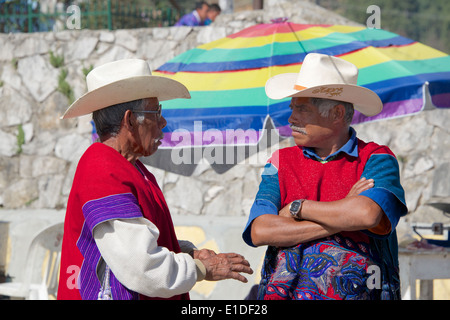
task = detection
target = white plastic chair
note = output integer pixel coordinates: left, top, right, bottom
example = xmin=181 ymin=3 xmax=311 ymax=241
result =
xmin=0 ymin=222 xmax=64 ymax=300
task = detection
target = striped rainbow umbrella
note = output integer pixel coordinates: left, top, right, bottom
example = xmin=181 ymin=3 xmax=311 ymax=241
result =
xmin=154 ymin=21 xmax=450 ymax=148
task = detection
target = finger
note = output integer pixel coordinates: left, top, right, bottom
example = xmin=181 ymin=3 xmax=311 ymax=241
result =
xmin=228 ymin=271 xmax=249 ymax=283
xmin=355 ymin=179 xmax=374 ymax=187
xmin=234 ymin=262 xmax=253 ymax=276
xmin=231 ymin=262 xmax=253 ymax=273
xmin=221 ymin=252 xmax=248 ymax=262
xmin=359 ymin=179 xmax=374 ymax=188
xmin=227 ymin=256 xmax=251 ymax=267
xmin=223 ymin=252 xmax=245 ymax=258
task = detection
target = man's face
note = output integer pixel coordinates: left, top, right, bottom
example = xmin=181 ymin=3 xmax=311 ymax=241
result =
xmin=131 ymin=98 xmax=167 ymax=157
xmin=288 ymin=97 xmax=335 ymax=148
xmin=207 ymin=10 xmax=219 ymax=21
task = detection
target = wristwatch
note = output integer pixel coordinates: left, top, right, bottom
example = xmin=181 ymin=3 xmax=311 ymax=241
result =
xmin=289 ymin=199 xmax=305 ymax=219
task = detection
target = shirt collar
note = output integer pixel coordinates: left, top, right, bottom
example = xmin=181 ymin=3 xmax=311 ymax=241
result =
xmin=302 ymin=127 xmax=358 ymax=162
xmin=192 ymin=10 xmax=201 ymax=23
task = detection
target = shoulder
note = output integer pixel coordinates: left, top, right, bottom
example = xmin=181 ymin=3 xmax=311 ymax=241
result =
xmin=78 ymin=143 xmax=124 ymax=170
xmin=71 ymin=143 xmax=143 ymax=204
xmin=357 ymin=138 xmax=395 ymax=159
xmin=273 ymin=145 xmax=302 ymax=158
xmin=79 ymin=142 xmax=114 ymax=161
xmin=268 ymin=146 xmax=302 ymax=170
xmin=75 ymin=143 xmax=135 ymax=184
xmin=357 ymin=139 xmax=401 ymax=175
xmin=177 ymin=12 xmax=197 ymax=25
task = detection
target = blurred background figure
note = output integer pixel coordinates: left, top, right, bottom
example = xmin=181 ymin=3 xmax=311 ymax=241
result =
xmin=175 ymin=1 xmax=209 ymax=26
xmin=204 ymin=3 xmax=221 ymax=25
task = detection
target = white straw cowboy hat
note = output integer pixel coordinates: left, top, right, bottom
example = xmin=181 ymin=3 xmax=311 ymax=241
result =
xmin=61 ymin=59 xmax=190 ymax=119
xmin=265 ymin=53 xmax=382 ymax=117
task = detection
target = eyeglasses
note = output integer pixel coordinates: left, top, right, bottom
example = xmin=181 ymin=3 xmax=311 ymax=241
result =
xmin=133 ymin=104 xmax=162 ymax=121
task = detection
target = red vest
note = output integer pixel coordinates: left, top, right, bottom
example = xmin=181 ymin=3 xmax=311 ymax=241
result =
xmin=271 ymin=139 xmax=393 ymax=205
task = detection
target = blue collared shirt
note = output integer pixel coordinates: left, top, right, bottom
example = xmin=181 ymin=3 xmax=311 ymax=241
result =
xmin=302 ymin=127 xmax=358 ymax=162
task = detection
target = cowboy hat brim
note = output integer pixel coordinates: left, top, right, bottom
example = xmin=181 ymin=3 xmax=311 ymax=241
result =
xmin=61 ymin=75 xmax=191 ymax=119
xmin=265 ymin=73 xmax=383 ymax=117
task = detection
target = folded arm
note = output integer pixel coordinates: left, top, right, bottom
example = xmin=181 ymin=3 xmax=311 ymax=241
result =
xmin=248 ymin=178 xmax=378 ymax=247
xmin=278 ymin=178 xmax=383 ymax=231
xmin=294 ymin=195 xmax=384 ymax=231
xmin=245 ymin=151 xmax=407 ymax=248
xmin=251 ymin=215 xmax=339 ymax=247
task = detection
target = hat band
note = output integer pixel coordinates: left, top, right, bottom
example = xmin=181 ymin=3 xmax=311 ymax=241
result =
xmin=294 ymin=84 xmax=308 ymax=91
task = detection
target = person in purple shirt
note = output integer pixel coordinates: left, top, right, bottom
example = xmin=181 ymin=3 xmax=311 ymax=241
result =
xmin=175 ymin=1 xmax=209 ymax=26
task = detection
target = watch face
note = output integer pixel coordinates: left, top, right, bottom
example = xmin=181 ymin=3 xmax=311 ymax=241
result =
xmin=290 ymin=201 xmax=301 ymax=212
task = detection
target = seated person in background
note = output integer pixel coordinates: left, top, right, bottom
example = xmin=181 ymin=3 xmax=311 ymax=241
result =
xmin=204 ymin=3 xmax=221 ymax=25
xmin=175 ymin=1 xmax=209 ymax=26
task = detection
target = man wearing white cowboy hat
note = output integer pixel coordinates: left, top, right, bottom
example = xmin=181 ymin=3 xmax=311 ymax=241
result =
xmin=57 ymin=59 xmax=253 ymax=300
xmin=243 ymin=53 xmax=407 ymax=300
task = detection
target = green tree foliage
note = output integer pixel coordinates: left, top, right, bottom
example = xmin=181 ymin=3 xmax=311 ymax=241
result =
xmin=315 ymin=0 xmax=450 ymax=53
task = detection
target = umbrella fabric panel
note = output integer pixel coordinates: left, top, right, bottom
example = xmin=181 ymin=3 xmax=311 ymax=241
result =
xmin=161 ymin=87 xmax=269 ymax=109
xmin=343 ymin=42 xmax=447 ymax=69
xmin=161 ymin=104 xmax=269 ymax=132
xmin=157 ymin=24 xmax=449 ymax=95
xmin=429 ymin=78 xmax=450 ymax=108
xmin=156 ymin=65 xmax=300 ymax=93
xmin=154 ymin=22 xmax=450 ymax=146
xmin=157 ymin=54 xmax=449 ymax=94
xmin=160 ymin=105 xmax=269 ymax=148
xmin=157 ymin=29 xmax=418 ymax=73
xmin=357 ymin=57 xmax=450 ymax=85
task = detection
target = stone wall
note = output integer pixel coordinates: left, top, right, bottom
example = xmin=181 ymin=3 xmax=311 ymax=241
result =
xmin=0 ymin=0 xmax=449 ymax=256
xmin=1 ymin=0 xmax=449 ymax=299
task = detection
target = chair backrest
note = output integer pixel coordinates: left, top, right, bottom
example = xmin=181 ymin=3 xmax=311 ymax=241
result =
xmin=21 ymin=222 xmax=64 ymax=299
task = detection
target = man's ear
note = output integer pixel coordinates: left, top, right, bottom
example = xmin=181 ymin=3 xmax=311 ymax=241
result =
xmin=332 ymin=104 xmax=346 ymax=122
xmin=122 ymin=109 xmax=135 ymax=131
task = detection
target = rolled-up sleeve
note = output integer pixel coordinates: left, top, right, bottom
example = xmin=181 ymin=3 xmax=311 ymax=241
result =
xmin=360 ymin=153 xmax=408 ymax=238
xmin=242 ymin=163 xmax=281 ymax=247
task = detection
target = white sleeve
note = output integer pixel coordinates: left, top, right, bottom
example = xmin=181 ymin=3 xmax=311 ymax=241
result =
xmin=93 ymin=217 xmax=198 ymax=298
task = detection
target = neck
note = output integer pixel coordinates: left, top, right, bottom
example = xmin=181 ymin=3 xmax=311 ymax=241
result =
xmin=313 ymin=126 xmax=351 ymax=159
xmin=101 ymin=135 xmax=138 ymax=164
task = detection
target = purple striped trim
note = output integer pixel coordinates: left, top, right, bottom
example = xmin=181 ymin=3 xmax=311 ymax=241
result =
xmin=77 ymin=193 xmax=143 ymax=300
xmin=82 ymin=193 xmax=143 ymax=231
xmin=77 ymin=223 xmax=102 ymax=299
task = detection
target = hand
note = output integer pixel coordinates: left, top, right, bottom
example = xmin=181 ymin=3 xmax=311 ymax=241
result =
xmin=346 ymin=177 xmax=374 ymax=197
xmin=200 ymin=252 xmax=253 ymax=283
xmin=278 ymin=202 xmax=293 ymax=218
xmin=191 ymin=248 xmax=216 ymax=260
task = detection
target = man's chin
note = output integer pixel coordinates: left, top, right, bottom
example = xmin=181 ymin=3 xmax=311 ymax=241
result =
xmin=142 ymin=145 xmax=160 ymax=158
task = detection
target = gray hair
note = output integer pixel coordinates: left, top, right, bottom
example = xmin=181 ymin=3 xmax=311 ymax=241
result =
xmin=92 ymin=98 xmax=146 ymax=138
xmin=310 ymin=98 xmax=354 ymax=124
